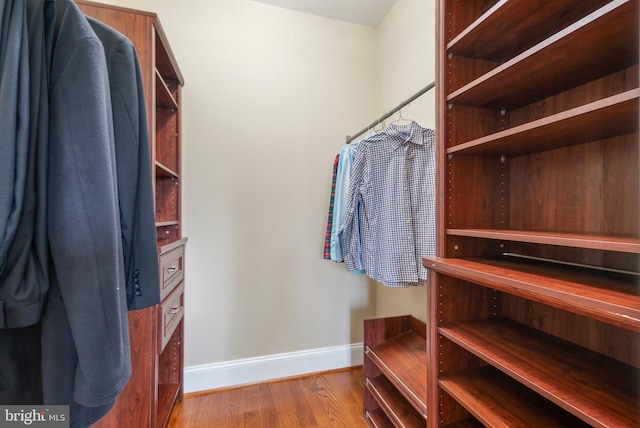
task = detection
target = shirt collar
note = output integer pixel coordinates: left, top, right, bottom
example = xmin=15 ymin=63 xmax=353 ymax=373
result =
xmin=385 ymin=121 xmax=425 ymax=149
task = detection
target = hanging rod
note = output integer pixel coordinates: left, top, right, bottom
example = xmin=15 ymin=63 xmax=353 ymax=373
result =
xmin=345 ymin=80 xmax=436 ymax=143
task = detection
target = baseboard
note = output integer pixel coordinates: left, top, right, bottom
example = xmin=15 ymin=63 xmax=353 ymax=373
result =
xmin=184 ymin=342 xmax=363 ymax=393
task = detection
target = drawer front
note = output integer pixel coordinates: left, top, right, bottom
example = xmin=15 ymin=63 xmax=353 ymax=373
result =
xmin=160 ymin=244 xmax=184 ymax=302
xmin=159 ymin=282 xmax=184 ymax=353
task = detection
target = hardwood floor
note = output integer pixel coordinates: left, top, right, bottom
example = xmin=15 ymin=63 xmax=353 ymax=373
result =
xmin=167 ymin=366 xmax=368 ymax=427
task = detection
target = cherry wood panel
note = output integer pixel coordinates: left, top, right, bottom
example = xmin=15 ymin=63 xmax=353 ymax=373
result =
xmin=439 ymin=318 xmax=640 ymax=427
xmin=508 ymin=137 xmax=639 ymax=237
xmin=155 ymin=175 xmax=179 ymax=223
xmin=90 ymin=307 xmax=158 ymax=428
xmin=448 ymin=0 xmax=638 ymax=108
xmin=439 ymin=366 xmax=590 ymax=428
xmin=155 ymin=108 xmax=179 ymax=171
xmin=446 ymin=156 xmax=506 ymax=231
xmin=448 ymin=0 xmax=609 ymax=62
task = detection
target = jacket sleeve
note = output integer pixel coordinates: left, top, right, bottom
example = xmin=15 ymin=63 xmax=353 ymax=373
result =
xmin=103 ymin=23 xmax=160 ymax=310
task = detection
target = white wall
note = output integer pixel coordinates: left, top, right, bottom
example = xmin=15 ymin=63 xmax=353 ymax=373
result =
xmin=91 ymin=0 xmax=435 ymax=388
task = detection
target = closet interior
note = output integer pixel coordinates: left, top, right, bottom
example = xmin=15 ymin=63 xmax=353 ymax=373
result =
xmin=364 ymin=0 xmax=639 ymax=427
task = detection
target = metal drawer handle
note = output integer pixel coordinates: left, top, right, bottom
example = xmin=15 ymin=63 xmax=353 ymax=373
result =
xmin=169 ymin=306 xmax=180 ymax=316
xmin=167 ymin=266 xmax=178 ymax=274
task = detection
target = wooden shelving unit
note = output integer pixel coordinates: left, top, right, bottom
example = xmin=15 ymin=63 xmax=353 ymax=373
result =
xmin=364 ymin=3 xmax=638 ymax=426
xmin=75 ymin=2 xmax=186 ymax=427
xmin=363 ymin=316 xmax=427 ymax=427
xmin=424 ymin=0 xmax=640 ymax=427
xmin=367 ymin=1 xmax=640 ymax=427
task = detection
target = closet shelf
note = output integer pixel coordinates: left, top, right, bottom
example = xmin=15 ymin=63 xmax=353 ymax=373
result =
xmin=445 ymin=229 xmax=640 ymax=253
xmin=364 ymin=409 xmax=393 ymax=428
xmin=156 ymin=160 xmax=179 ymax=178
xmin=447 ymin=0 xmax=638 ymax=109
xmin=423 ymin=256 xmax=640 ymax=331
xmin=439 ymin=318 xmax=640 ymax=427
xmin=157 ymin=383 xmax=180 ymax=427
xmin=365 ymin=331 xmax=428 ymax=418
xmin=447 ymin=0 xmax=608 ymax=61
xmin=439 ymin=366 xmax=591 ymax=427
xmin=446 ymin=89 xmax=639 ymax=156
xmin=156 ymin=69 xmax=179 ymax=110
xmin=156 ymin=220 xmax=179 ymax=227
xmin=365 ymin=376 xmax=425 ymax=426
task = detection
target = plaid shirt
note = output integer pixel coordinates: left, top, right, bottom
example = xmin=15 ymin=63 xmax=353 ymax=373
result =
xmin=323 ymin=154 xmax=340 ymax=259
xmin=342 ymin=122 xmax=435 ymax=287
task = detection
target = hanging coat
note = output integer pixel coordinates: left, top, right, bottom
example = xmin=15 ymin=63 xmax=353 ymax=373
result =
xmin=40 ymin=0 xmax=130 ymax=426
xmin=87 ymin=16 xmax=160 ymax=311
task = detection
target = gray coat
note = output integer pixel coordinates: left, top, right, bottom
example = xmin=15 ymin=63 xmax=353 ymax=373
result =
xmin=87 ymin=16 xmax=160 ymax=311
xmin=40 ymin=1 xmax=130 ymax=426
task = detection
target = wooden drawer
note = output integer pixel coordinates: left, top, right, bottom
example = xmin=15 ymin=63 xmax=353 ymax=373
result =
xmin=160 ymin=244 xmax=184 ymax=301
xmin=159 ymin=282 xmax=184 ymax=353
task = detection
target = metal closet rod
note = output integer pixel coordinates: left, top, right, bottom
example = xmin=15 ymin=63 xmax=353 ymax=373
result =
xmin=345 ymin=80 xmax=436 ymax=144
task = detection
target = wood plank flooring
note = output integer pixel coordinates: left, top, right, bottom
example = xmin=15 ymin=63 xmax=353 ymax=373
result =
xmin=166 ymin=367 xmax=368 ymax=427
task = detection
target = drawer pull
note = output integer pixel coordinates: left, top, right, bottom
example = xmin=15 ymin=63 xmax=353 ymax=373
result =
xmin=167 ymin=266 xmax=178 ymax=274
xmin=169 ymin=306 xmax=180 ymax=316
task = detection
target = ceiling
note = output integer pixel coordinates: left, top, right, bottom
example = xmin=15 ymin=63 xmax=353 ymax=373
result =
xmin=251 ymin=0 xmax=398 ymax=28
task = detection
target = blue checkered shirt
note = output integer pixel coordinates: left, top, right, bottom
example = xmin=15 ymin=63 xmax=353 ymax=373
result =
xmin=341 ymin=122 xmax=435 ymax=287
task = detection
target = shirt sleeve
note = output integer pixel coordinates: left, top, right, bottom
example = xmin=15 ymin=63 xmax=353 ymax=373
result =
xmin=341 ymin=142 xmax=366 ymax=272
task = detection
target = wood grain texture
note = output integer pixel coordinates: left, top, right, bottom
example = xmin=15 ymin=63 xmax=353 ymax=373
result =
xmin=166 ymin=368 xmax=367 ymax=428
xmin=439 ymin=318 xmax=640 ymax=427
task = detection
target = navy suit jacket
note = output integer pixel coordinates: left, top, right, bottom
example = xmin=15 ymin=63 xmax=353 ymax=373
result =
xmin=88 ymin=16 xmax=160 ymax=311
xmin=41 ymin=1 xmax=130 ymax=426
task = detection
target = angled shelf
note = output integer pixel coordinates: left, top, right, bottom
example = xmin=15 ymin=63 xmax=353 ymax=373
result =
xmin=364 ymin=409 xmax=394 ymax=428
xmin=363 ymin=316 xmax=427 ymax=427
xmin=424 ymin=256 xmax=640 ymax=332
xmin=439 ymin=367 xmax=591 ymax=427
xmin=366 ymin=376 xmax=425 ymax=427
xmin=366 ymin=332 xmax=428 ymax=418
xmin=447 ymin=0 xmax=609 ymax=62
xmin=447 ymin=89 xmax=639 ymax=156
xmin=156 ymin=70 xmax=179 ymax=110
xmin=439 ymin=319 xmax=640 ymax=427
xmin=155 ymin=160 xmax=179 ymax=178
xmin=447 ymin=0 xmax=638 ymax=109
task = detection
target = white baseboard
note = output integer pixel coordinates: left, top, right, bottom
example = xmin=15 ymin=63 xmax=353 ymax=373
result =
xmin=184 ymin=342 xmax=363 ymax=394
